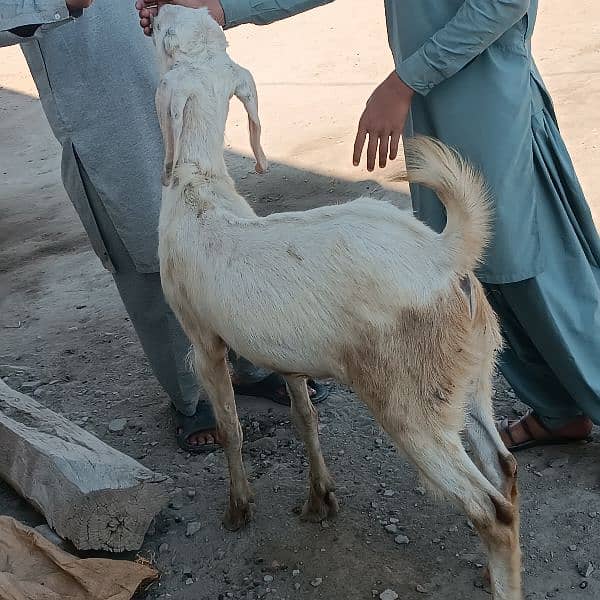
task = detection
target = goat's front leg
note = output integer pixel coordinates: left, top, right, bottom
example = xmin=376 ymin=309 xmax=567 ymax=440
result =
xmin=193 ymin=338 xmax=253 ymax=531
xmin=285 ymin=376 xmax=338 ymax=522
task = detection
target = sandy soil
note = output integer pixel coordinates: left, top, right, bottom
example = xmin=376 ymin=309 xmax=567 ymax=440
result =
xmin=1 ymin=2 xmax=599 ymax=599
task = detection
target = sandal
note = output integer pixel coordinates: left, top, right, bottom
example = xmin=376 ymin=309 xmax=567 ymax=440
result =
xmin=174 ymin=402 xmax=219 ymax=454
xmin=233 ymin=372 xmax=330 ymax=406
xmin=497 ymin=410 xmax=593 ymax=452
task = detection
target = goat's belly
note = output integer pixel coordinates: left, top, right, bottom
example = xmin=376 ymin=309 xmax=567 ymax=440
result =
xmin=214 ymin=318 xmax=342 ymax=380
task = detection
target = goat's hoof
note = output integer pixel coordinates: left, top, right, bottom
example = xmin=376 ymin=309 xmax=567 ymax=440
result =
xmin=223 ymin=502 xmax=252 ymax=531
xmin=300 ymin=491 xmax=339 ymax=523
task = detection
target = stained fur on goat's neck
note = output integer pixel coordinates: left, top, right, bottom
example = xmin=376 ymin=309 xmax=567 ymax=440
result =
xmin=171 ymin=162 xmax=255 ymax=218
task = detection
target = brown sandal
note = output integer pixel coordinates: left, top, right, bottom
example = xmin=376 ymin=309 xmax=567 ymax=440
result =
xmin=498 ymin=411 xmax=593 ymax=452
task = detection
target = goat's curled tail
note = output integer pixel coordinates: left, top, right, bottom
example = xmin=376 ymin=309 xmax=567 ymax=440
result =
xmin=395 ymin=136 xmax=492 ymax=274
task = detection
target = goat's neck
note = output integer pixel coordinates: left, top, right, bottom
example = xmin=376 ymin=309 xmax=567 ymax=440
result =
xmin=177 ymin=108 xmax=228 ymax=179
xmin=172 ymin=163 xmax=255 ymax=219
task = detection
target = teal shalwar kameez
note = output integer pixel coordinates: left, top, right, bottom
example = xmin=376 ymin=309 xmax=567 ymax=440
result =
xmin=220 ymin=0 xmax=600 ymax=427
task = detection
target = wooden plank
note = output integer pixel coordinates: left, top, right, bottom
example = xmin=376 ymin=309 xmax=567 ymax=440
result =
xmin=0 ymin=378 xmax=170 ymax=552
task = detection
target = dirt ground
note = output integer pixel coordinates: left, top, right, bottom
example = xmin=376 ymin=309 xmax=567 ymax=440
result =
xmin=1 ymin=2 xmax=599 ymax=599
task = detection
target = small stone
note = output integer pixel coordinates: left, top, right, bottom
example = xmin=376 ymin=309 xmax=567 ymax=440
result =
xmin=20 ymin=380 xmax=43 ymax=392
xmin=568 ymin=544 xmax=577 ymax=552
xmin=548 ymin=457 xmax=569 ymax=469
xmin=588 ymin=512 xmax=598 ymax=518
xmin=187 ymin=489 xmax=196 ymax=498
xmin=249 ymin=437 xmax=278 ymax=453
xmin=186 ymin=521 xmax=202 ymax=537
xmin=448 ymin=525 xmax=459 ymax=533
xmin=185 ymin=578 xmax=194 ymax=585
xmin=389 ymin=518 xmax=399 ymax=524
xmin=580 ymin=581 xmax=588 ymax=589
xmin=263 ymin=575 xmax=274 ymax=583
xmin=394 ymin=535 xmax=410 ymax=545
xmin=577 ymin=561 xmax=594 ymax=578
xmin=511 ymin=400 xmax=528 ymax=417
xmin=379 ymin=590 xmax=398 ymax=600
xmin=311 ymin=578 xmax=323 ymax=587
xmin=383 ymin=489 xmax=395 ymax=497
xmin=414 ymin=486 xmax=427 ymax=496
xmin=385 ymin=524 xmax=399 ymax=534
xmin=416 ymin=584 xmax=427 ymax=594
xmin=375 ymin=438 xmax=384 ymax=446
xmin=292 ymin=569 xmax=300 ymax=576
xmin=108 ymin=418 xmax=127 ymax=433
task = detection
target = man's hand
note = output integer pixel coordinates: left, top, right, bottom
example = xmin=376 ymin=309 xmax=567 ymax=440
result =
xmin=353 ymin=71 xmax=414 ymax=171
xmin=135 ymin=0 xmax=225 ymax=36
xmin=66 ymin=0 xmax=94 ymax=12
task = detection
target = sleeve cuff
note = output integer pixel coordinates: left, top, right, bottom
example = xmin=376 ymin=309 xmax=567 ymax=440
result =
xmin=3 ymin=1 xmax=72 ymax=30
xmin=220 ymin=0 xmax=255 ymax=28
xmin=395 ymin=47 xmax=447 ymax=97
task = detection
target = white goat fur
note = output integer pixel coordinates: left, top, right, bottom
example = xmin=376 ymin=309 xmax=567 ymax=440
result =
xmin=153 ymin=7 xmax=522 ymax=600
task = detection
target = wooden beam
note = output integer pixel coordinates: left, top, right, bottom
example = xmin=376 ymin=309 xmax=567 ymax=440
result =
xmin=0 ymin=378 xmax=170 ymax=552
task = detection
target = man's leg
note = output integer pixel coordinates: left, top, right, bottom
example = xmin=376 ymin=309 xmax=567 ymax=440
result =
xmin=71 ymin=155 xmax=225 ymax=448
xmin=486 ymin=275 xmax=598 ymax=450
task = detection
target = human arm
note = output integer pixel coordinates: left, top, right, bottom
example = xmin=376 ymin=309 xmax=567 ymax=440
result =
xmin=394 ymin=0 xmax=530 ymax=96
xmin=354 ymin=0 xmax=530 ymax=170
xmin=136 ymin=0 xmax=333 ymax=34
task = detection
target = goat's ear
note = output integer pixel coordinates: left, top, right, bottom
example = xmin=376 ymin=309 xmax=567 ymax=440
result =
xmin=156 ymin=77 xmax=191 ymax=186
xmin=233 ymin=65 xmax=268 ymax=174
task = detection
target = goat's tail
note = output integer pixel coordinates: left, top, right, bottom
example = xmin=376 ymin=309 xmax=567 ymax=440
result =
xmin=394 ymin=136 xmax=492 ymax=274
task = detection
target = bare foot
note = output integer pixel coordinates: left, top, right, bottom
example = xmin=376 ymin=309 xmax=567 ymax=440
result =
xmin=178 ymin=427 xmax=219 ymax=448
xmin=174 ymin=402 xmax=220 ymax=452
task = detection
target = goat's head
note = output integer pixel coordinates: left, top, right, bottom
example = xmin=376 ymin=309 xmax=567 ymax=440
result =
xmin=153 ymin=5 xmax=227 ymax=72
xmin=153 ymin=5 xmax=268 ymax=184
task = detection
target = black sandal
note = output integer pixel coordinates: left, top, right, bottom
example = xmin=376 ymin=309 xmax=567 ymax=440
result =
xmin=174 ymin=402 xmax=219 ymax=454
xmin=233 ymin=373 xmax=330 ymax=406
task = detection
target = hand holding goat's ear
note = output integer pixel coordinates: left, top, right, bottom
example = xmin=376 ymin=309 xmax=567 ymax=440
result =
xmin=136 ymin=0 xmax=225 ymax=35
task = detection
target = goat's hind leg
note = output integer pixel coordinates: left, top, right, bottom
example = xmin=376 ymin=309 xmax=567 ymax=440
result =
xmin=192 ymin=336 xmax=253 ymax=531
xmin=285 ymin=376 xmax=338 ymax=522
xmin=464 ymin=346 xmax=518 ymax=501
xmin=379 ymin=409 xmax=521 ymax=600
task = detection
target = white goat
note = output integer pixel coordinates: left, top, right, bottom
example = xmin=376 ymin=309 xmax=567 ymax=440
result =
xmin=152 ymin=6 xmax=521 ymax=599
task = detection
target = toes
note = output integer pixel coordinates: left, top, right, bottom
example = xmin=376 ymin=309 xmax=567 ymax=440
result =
xmin=178 ymin=427 xmax=219 ymax=448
